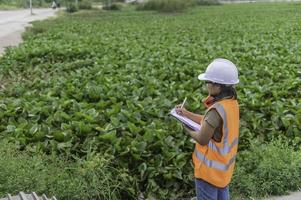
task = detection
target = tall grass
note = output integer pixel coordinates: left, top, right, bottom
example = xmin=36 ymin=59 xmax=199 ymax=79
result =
xmin=78 ymin=0 xmax=92 ymax=9
xmin=136 ymin=0 xmax=220 ymax=12
xmin=0 ymin=140 xmax=135 ymax=200
xmin=231 ymin=138 xmax=301 ymax=198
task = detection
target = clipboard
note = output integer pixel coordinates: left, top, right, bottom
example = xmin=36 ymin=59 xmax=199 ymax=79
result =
xmin=170 ymin=108 xmax=201 ymax=132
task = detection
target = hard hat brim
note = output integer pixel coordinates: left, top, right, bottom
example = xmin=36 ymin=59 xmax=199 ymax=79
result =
xmin=198 ymin=73 xmax=239 ymax=85
xmin=198 ymin=73 xmax=207 ymax=81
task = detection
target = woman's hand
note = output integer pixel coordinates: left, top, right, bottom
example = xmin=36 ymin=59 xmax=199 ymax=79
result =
xmin=175 ymin=104 xmax=188 ymax=117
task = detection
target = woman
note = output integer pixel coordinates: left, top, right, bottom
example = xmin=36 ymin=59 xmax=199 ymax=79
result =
xmin=176 ymin=58 xmax=240 ymax=200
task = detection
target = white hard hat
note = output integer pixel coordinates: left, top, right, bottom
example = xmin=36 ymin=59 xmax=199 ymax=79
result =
xmin=198 ymin=58 xmax=239 ymax=85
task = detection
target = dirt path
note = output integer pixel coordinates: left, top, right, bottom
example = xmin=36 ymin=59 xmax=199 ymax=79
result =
xmin=0 ymin=8 xmax=60 ymax=55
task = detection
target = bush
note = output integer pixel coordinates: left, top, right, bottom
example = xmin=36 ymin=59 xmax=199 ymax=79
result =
xmin=195 ymin=0 xmax=220 ymax=6
xmin=102 ymin=0 xmax=122 ymax=10
xmin=0 ymin=140 xmax=135 ymax=200
xmin=66 ymin=2 xmax=79 ymax=13
xmin=78 ymin=0 xmax=92 ymax=9
xmin=136 ymin=0 xmax=195 ymax=12
xmin=103 ymin=3 xmax=121 ymax=10
xmin=231 ymin=138 xmax=301 ymax=198
xmin=22 ymin=25 xmax=47 ymax=40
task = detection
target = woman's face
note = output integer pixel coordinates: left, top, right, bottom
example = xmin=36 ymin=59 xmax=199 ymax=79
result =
xmin=206 ymin=82 xmax=221 ymax=96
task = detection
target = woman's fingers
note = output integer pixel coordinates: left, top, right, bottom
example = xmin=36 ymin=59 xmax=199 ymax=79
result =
xmin=175 ymin=104 xmax=187 ymax=116
xmin=176 ymin=109 xmax=182 ymax=115
xmin=175 ymin=108 xmax=185 ymax=116
xmin=175 ymin=104 xmax=182 ymax=108
xmin=175 ymin=104 xmax=186 ymax=109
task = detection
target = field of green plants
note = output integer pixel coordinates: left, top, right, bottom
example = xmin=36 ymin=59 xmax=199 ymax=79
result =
xmin=0 ymin=3 xmax=301 ymax=199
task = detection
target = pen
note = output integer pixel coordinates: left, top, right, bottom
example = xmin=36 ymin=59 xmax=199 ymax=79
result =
xmin=181 ymin=97 xmax=187 ymax=109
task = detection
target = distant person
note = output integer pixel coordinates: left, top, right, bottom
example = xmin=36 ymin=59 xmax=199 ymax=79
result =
xmin=57 ymin=1 xmax=60 ymax=8
xmin=175 ymin=58 xmax=240 ymax=200
xmin=51 ymin=1 xmax=57 ymax=9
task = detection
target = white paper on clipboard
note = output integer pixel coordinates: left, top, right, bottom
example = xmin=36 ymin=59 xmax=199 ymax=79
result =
xmin=170 ymin=108 xmax=201 ymax=132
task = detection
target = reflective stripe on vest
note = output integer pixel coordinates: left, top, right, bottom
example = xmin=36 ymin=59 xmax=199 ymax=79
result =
xmin=208 ymin=138 xmax=238 ymax=155
xmin=194 ymin=148 xmax=236 ymax=171
xmin=206 ymin=103 xmax=239 ymax=155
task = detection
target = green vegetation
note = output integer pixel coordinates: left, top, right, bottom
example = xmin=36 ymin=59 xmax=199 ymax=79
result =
xmin=0 ymin=3 xmax=301 ymax=199
xmin=65 ymin=2 xmax=79 ymax=12
xmin=103 ymin=3 xmax=122 ymax=11
xmin=232 ymin=138 xmax=301 ymax=198
xmin=0 ymin=140 xmax=134 ymax=199
xmin=65 ymin=0 xmax=93 ymax=13
xmin=136 ymin=0 xmax=220 ymax=12
xmin=195 ymin=0 xmax=220 ymax=6
xmin=136 ymin=0 xmax=196 ymax=12
xmin=78 ymin=0 xmax=92 ymax=9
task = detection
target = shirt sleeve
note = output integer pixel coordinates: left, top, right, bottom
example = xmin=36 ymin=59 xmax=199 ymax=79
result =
xmin=204 ymin=109 xmax=222 ymax=129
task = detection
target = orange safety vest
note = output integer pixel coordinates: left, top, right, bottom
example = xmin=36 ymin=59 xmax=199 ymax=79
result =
xmin=192 ymin=98 xmax=239 ymax=188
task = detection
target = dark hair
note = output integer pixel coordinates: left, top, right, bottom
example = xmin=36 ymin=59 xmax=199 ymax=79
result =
xmin=212 ymin=84 xmax=237 ymax=102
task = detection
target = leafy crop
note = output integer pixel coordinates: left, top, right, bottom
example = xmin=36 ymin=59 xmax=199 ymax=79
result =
xmin=0 ymin=3 xmax=300 ymax=199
